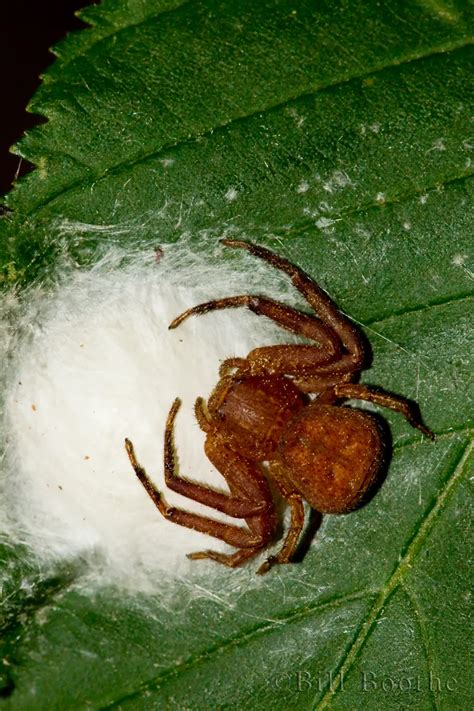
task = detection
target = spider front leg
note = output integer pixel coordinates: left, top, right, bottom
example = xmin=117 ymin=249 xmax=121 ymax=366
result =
xmin=169 ymin=239 xmax=368 ymax=380
xmin=170 ymin=294 xmax=340 ymax=358
xmin=125 ymin=437 xmax=263 ymax=548
xmin=221 ymin=239 xmax=366 ymax=370
xmin=333 ymin=383 xmax=435 ymax=439
xmin=187 ymin=545 xmax=267 ymax=568
xmin=125 ymin=399 xmax=278 ymax=562
xmin=170 ymin=294 xmax=346 ymax=379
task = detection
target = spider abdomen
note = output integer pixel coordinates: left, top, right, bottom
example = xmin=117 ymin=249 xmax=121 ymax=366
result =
xmin=279 ymin=404 xmax=383 ymax=514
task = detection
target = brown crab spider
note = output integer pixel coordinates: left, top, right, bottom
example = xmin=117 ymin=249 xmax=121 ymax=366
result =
xmin=125 ymin=239 xmax=434 ymax=574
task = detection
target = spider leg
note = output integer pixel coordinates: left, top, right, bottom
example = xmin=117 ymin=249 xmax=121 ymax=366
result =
xmin=170 ymin=294 xmax=341 ymax=359
xmin=125 ymin=437 xmax=267 ymax=548
xmin=125 ymin=399 xmax=278 ymax=555
xmin=194 ymin=397 xmax=211 ymax=432
xmin=161 ymin=399 xmax=273 ymax=517
xmin=221 ymin=239 xmax=365 ymax=368
xmin=237 ymin=344 xmax=365 ymax=381
xmin=333 ymin=383 xmax=435 ymax=439
xmin=293 ymin=368 xmax=358 ymax=394
xmin=187 ymin=546 xmax=265 ymax=568
xmin=169 ymin=240 xmax=367 ymax=381
xmin=257 ymin=462 xmax=306 ymax=575
xmin=171 ymin=294 xmax=346 ymax=379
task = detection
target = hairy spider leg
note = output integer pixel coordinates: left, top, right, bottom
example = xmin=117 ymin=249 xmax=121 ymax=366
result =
xmin=187 ymin=546 xmax=266 ymax=568
xmin=257 ymin=462 xmax=305 ymax=574
xmin=170 ymin=294 xmax=342 ymax=378
xmin=169 ymin=239 xmax=365 ymax=381
xmin=293 ymin=370 xmax=356 ymax=394
xmin=194 ymin=396 xmax=212 ymax=432
xmin=170 ymin=294 xmax=340 ymax=355
xmin=333 ymin=383 xmax=435 ymax=439
xmin=125 ymin=438 xmax=260 ymax=548
xmin=221 ymin=239 xmax=366 ymax=373
xmin=163 ymin=399 xmax=272 ymax=517
xmin=125 ymin=399 xmax=277 ymax=553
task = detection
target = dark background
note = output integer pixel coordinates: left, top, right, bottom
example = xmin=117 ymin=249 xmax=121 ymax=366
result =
xmin=1 ymin=2 xmax=95 ymax=196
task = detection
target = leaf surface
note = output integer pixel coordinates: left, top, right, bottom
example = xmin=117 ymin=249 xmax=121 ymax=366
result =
xmin=1 ymin=1 xmax=472 ymax=709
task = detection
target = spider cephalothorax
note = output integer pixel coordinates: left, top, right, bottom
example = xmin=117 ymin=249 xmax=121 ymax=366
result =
xmin=125 ymin=240 xmax=433 ymax=574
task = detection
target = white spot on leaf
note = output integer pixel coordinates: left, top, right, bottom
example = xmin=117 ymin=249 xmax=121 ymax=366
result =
xmin=224 ymin=187 xmax=239 ymax=202
xmin=297 ymin=181 xmax=310 ymax=194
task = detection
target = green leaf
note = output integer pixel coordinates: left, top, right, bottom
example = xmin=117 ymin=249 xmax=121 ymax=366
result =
xmin=1 ymin=1 xmax=472 ymax=709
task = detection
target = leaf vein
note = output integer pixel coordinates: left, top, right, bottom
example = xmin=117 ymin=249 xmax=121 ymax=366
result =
xmin=99 ymin=588 xmax=377 ymax=708
xmin=363 ymin=293 xmax=473 ymax=328
xmin=18 ymin=42 xmax=473 ymax=216
xmin=313 ymin=438 xmax=473 ymax=709
xmin=402 ymin=582 xmax=440 ymax=711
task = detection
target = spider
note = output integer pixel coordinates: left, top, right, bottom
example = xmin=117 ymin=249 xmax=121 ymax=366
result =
xmin=125 ymin=239 xmax=434 ymax=574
